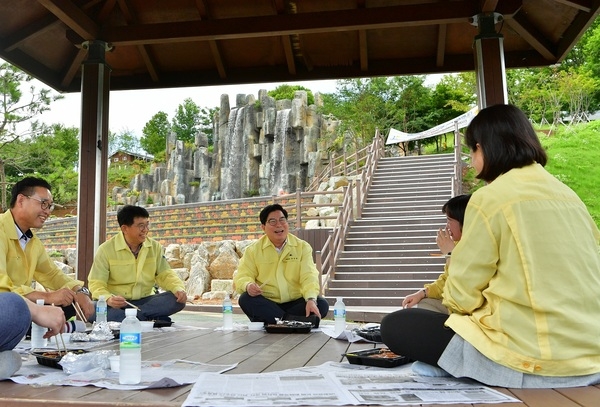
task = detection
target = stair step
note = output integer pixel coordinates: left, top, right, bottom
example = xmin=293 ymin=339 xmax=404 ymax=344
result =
xmin=326 ymin=288 xmax=422 ymax=297
xmin=327 ymin=280 xmax=435 ymax=288
xmin=322 ymin=153 xmax=454 ymax=308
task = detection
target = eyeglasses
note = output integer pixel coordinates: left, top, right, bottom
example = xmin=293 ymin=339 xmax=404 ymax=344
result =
xmin=133 ymin=222 xmax=150 ymax=231
xmin=26 ymin=195 xmax=55 ymax=212
xmin=266 ymin=217 xmax=288 ymax=226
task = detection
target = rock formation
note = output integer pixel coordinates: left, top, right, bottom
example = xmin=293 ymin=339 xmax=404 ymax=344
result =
xmin=113 ymin=91 xmax=339 ymax=206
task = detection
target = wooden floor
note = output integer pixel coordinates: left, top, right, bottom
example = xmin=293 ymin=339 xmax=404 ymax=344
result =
xmin=1 ymin=321 xmax=599 ymax=407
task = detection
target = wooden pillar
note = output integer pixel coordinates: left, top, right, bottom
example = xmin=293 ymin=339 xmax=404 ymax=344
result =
xmin=76 ymin=40 xmax=111 ymax=283
xmin=473 ymin=13 xmax=508 ymax=109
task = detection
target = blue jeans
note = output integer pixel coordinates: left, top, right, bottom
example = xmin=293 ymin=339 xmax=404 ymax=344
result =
xmin=238 ymin=293 xmax=329 ymax=324
xmin=0 ymin=293 xmax=31 ymax=351
xmin=101 ymin=292 xmax=186 ymax=322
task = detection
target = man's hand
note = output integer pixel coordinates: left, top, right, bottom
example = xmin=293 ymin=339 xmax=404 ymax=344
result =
xmin=175 ymin=290 xmax=187 ymax=303
xmin=107 ymin=294 xmax=127 ymax=309
xmin=305 ymin=298 xmax=321 ymax=318
xmin=246 ymin=282 xmax=264 ymax=297
xmin=75 ymin=292 xmax=95 ymax=319
xmin=26 ymin=300 xmax=66 ymax=339
xmin=43 ymin=288 xmax=76 ymax=306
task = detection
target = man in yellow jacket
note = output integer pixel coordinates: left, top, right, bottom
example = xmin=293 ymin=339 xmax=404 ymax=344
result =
xmin=88 ymin=205 xmax=187 ymax=322
xmin=0 ymin=177 xmax=94 ymax=321
xmin=234 ymin=204 xmax=328 ymax=327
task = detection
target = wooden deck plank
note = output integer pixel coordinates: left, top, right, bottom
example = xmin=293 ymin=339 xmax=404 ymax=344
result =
xmin=264 ymin=332 xmax=332 ymax=372
xmin=555 ymin=385 xmax=600 ymax=406
xmin=509 ymin=388 xmax=584 ymax=406
xmin=1 ymin=324 xmax=598 ymax=407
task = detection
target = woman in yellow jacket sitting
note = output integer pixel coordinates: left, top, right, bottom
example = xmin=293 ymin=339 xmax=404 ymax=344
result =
xmin=381 ymin=104 xmax=600 ymax=388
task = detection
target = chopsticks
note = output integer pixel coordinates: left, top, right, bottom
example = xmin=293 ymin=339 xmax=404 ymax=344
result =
xmin=54 ymin=333 xmax=68 ymax=355
xmin=123 ymin=299 xmax=141 ymax=311
xmin=72 ymin=301 xmax=88 ymax=323
xmin=51 ymin=302 xmax=68 ymax=355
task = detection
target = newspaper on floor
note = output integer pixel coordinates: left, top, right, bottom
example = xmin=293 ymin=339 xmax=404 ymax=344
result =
xmin=182 ymin=361 xmax=519 ymax=406
xmin=11 ymin=359 xmax=237 ymax=390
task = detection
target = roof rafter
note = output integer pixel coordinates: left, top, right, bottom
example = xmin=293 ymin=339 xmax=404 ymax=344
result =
xmin=95 ymin=1 xmax=523 ymax=46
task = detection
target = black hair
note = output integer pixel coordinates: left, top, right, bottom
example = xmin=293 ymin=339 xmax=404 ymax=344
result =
xmin=10 ymin=177 xmax=52 ymax=208
xmin=442 ymin=194 xmax=471 ymax=230
xmin=117 ymin=205 xmax=150 ymax=226
xmin=259 ymin=203 xmax=288 ymax=225
xmin=465 ymin=104 xmax=547 ymax=182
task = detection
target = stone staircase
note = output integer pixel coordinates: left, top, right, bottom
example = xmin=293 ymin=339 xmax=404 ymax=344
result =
xmin=324 ymin=153 xmax=456 ymax=322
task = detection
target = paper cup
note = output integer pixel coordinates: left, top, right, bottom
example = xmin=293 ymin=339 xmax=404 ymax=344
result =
xmin=109 ymin=355 xmax=120 ymax=372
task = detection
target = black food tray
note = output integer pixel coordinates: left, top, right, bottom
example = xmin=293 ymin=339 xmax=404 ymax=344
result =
xmin=343 ymin=347 xmax=410 ymax=368
xmin=31 ymin=349 xmax=87 ymax=369
xmin=265 ymin=321 xmax=312 ymax=333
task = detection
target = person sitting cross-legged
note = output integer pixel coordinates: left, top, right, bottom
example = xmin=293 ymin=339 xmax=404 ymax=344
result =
xmin=88 ymin=205 xmax=187 ymax=323
xmin=234 ymin=204 xmax=329 ymax=327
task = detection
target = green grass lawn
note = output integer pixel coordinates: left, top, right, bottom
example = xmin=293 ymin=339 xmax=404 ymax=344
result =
xmin=540 ymin=121 xmax=600 ymax=227
xmin=422 ymin=120 xmax=600 ymax=228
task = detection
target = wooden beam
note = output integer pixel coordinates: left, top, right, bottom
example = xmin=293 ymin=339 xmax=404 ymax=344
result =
xmin=552 ymin=0 xmax=593 ymax=12
xmin=436 ymin=24 xmax=447 ymax=68
xmin=506 ymin=10 xmax=556 ymax=60
xmin=4 ymin=0 xmax=104 ymax=51
xmin=117 ymin=0 xmax=159 ymax=82
xmin=38 ymin=0 xmax=100 ymax=39
xmin=481 ymin=0 xmax=500 ymax=13
xmin=359 ymin=30 xmax=368 ymax=72
xmin=98 ymin=1 xmax=523 ymax=46
xmin=554 ymin=2 xmax=600 ymax=60
xmin=196 ymin=0 xmax=227 ymax=80
xmin=61 ymin=49 xmax=87 ymax=88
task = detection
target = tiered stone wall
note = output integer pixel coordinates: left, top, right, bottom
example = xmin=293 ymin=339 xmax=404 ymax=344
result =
xmin=36 ymin=195 xmax=307 ymax=252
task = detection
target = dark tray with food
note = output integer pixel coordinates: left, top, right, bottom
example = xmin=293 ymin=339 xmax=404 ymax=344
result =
xmin=31 ymin=349 xmax=87 ymax=369
xmin=265 ymin=321 xmax=312 ymax=333
xmin=343 ymin=347 xmax=410 ymax=368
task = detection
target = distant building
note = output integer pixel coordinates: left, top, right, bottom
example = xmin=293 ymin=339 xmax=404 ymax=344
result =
xmin=108 ymin=150 xmax=153 ymax=168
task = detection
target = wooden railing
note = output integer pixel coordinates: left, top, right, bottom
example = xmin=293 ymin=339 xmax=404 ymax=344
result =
xmin=301 ymin=131 xmax=386 ymax=293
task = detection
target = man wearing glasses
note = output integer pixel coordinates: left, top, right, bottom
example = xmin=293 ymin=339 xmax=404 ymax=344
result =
xmin=234 ymin=204 xmax=329 ymax=327
xmin=0 ymin=177 xmax=95 ymax=321
xmin=88 ymin=205 xmax=187 ymax=322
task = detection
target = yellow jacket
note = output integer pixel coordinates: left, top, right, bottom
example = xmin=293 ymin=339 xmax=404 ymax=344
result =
xmin=424 ymin=261 xmax=448 ymax=299
xmin=234 ymin=233 xmax=320 ymax=303
xmin=88 ymin=232 xmax=184 ymax=300
xmin=443 ymin=164 xmax=600 ymax=376
xmin=0 ymin=210 xmax=83 ymax=295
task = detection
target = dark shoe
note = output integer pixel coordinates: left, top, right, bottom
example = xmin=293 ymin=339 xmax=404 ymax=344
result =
xmin=283 ymin=313 xmax=320 ymax=328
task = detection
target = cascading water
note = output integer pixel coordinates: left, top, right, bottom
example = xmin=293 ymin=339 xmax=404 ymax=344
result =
xmin=221 ymin=106 xmax=245 ymax=199
xmin=269 ymin=108 xmax=291 ymax=195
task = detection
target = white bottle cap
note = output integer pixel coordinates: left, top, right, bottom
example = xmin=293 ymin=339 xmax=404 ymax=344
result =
xmin=125 ymin=308 xmax=137 ymax=316
xmin=99 ymin=295 xmax=105 ymax=300
xmin=36 ymin=299 xmax=44 ymax=305
xmin=337 ymin=297 xmax=343 ymax=302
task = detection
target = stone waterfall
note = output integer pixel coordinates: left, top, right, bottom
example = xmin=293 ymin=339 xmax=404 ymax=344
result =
xmin=113 ymin=90 xmax=339 ymax=207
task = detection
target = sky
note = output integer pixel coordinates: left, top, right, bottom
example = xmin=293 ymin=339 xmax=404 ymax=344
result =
xmin=34 ymin=79 xmax=340 ymax=137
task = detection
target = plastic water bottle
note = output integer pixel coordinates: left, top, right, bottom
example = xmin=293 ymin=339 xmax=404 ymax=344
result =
xmin=222 ymin=295 xmax=233 ymax=330
xmin=334 ymin=297 xmax=346 ymax=335
xmin=31 ymin=299 xmax=48 ymax=349
xmin=96 ymin=295 xmax=107 ymax=323
xmin=119 ymin=308 xmax=142 ymax=384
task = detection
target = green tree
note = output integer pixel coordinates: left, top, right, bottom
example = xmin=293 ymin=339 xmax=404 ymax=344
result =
xmin=108 ymin=129 xmax=142 ymax=155
xmin=0 ymin=62 xmax=62 ymax=209
xmin=141 ymin=111 xmax=170 ymax=155
xmin=268 ymin=84 xmax=315 ymax=105
xmin=172 ymin=98 xmax=201 ymax=143
xmin=199 ymin=106 xmax=217 ymax=146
